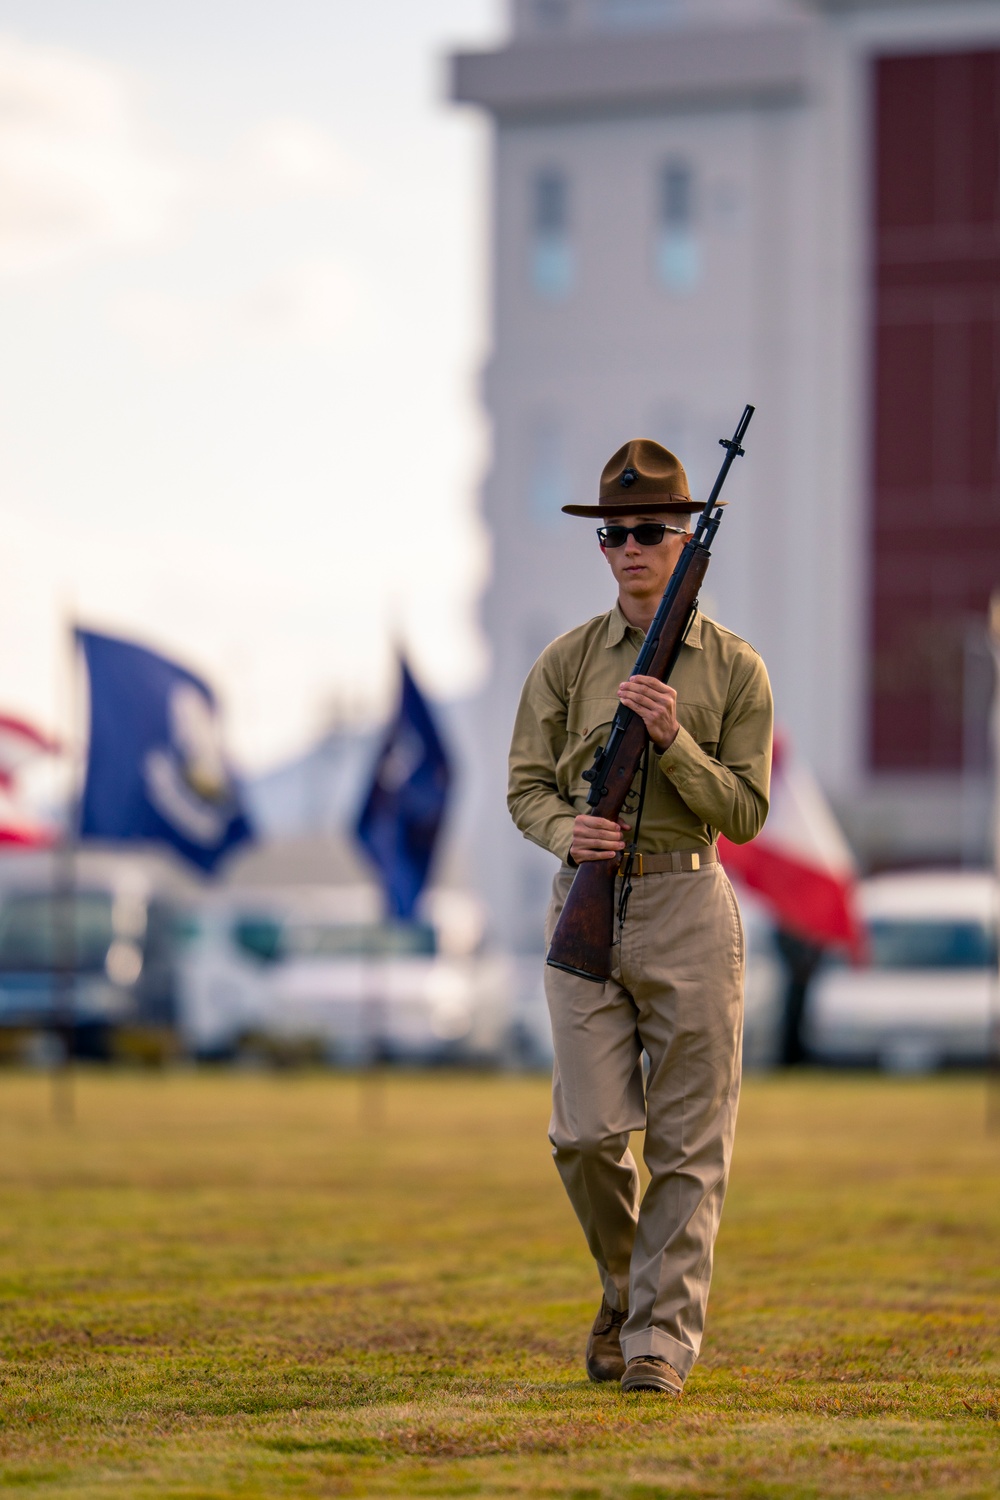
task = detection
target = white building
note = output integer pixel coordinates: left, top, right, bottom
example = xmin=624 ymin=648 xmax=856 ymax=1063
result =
xmin=451 ymin=0 xmax=1000 ymax=951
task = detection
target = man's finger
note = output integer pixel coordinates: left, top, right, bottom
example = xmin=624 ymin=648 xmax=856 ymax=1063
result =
xmin=623 ymin=697 xmax=671 ymax=714
xmin=619 ymin=687 xmax=667 ymax=706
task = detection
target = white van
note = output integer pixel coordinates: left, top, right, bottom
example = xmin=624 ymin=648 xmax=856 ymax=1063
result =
xmin=803 ymin=870 xmax=997 ymax=1071
xmin=173 ymin=885 xmax=515 ymax=1065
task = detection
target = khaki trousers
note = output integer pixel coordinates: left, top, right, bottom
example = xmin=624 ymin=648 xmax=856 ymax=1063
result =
xmin=543 ymin=861 xmax=744 ymax=1380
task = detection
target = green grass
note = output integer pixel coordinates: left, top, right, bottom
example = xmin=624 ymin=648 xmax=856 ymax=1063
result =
xmin=0 ymin=1068 xmax=997 ymax=1498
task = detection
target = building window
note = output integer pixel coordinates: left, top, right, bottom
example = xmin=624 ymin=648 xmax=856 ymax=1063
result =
xmin=599 ymin=0 xmax=683 ymax=30
xmin=531 ymin=168 xmax=574 ymax=300
xmin=656 ymin=160 xmax=700 ymax=294
xmin=534 ymin=0 xmax=571 ymax=28
xmin=528 ymin=418 xmax=571 ymax=524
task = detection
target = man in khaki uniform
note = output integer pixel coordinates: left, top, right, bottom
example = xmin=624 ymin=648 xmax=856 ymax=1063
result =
xmin=508 ymin=438 xmax=772 ymax=1394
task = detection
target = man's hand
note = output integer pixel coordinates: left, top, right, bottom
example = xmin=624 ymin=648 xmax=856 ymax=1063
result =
xmin=617 ymin=675 xmax=679 ymax=751
xmin=570 ymin=813 xmax=628 ymax=864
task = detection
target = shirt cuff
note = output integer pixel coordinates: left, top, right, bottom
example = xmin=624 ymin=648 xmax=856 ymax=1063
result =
xmin=551 ymin=817 xmax=577 ymax=865
xmin=657 ymin=723 xmax=704 ymax=781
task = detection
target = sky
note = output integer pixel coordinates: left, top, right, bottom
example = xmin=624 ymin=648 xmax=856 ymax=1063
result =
xmin=0 ymin=0 xmax=503 ymax=771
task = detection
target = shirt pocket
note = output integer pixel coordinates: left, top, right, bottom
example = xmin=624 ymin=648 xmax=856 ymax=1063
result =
xmin=678 ymin=702 xmax=723 ymax=757
xmin=562 ymin=695 xmax=620 ymax=795
xmin=565 ymin=695 xmax=619 ymax=742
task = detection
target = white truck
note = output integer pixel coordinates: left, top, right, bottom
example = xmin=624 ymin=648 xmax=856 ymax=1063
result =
xmin=804 ymin=870 xmax=997 ymax=1071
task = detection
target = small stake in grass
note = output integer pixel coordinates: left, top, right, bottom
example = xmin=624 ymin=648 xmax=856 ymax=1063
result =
xmin=987 ymin=591 xmax=1000 ymax=1135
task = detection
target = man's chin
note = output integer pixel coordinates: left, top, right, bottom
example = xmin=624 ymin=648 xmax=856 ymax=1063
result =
xmin=621 ymin=579 xmax=661 ymax=601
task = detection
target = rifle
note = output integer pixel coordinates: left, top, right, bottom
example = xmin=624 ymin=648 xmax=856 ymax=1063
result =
xmin=546 ymin=404 xmax=755 ymax=983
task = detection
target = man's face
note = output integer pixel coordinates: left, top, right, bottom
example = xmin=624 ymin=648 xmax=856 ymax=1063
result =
xmin=599 ymin=512 xmax=690 ymax=603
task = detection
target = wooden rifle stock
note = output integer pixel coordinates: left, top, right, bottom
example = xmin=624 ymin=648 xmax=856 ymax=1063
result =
xmin=545 ymin=553 xmax=709 ymax=981
xmin=545 ymin=403 xmax=754 ymax=983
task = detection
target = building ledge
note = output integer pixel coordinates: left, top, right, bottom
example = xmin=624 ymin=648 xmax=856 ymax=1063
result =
xmin=835 ymin=773 xmax=992 ymax=870
xmin=806 ymin=0 xmax=950 ymax=9
xmin=450 ymin=21 xmax=815 ymax=119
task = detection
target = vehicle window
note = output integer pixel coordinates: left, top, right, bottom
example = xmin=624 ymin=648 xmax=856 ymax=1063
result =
xmin=0 ymin=892 xmax=115 ymax=973
xmin=868 ymin=919 xmax=996 ymax=970
xmin=232 ymin=917 xmax=284 ymax=964
xmin=170 ymin=912 xmax=202 ymax=947
xmin=285 ymin=922 xmax=436 ymax=959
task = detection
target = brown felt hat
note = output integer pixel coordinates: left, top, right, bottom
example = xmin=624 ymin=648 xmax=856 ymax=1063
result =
xmin=562 ymin=438 xmax=696 ymax=517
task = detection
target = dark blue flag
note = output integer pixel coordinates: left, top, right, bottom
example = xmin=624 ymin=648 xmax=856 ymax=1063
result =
xmin=355 ymin=660 xmax=451 ymax=920
xmin=78 ymin=630 xmax=254 ymax=873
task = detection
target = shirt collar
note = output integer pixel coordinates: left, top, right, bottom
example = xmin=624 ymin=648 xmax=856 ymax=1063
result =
xmin=605 ymin=601 xmax=633 ymax=647
xmin=605 ymin=602 xmax=703 ymax=650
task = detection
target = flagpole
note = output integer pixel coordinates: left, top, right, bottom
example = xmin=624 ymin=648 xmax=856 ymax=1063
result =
xmin=359 ymin=645 xmax=398 ymax=1131
xmin=353 ymin=650 xmax=451 ymax=1124
xmin=52 ymin=605 xmax=77 ymax=1126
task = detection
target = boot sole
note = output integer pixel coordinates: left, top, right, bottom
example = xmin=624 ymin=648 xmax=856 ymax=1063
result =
xmin=621 ymin=1369 xmax=683 ymax=1394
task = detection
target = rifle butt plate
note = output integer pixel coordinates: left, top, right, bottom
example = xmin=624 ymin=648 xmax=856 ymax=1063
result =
xmin=545 ymin=957 xmax=607 ymax=984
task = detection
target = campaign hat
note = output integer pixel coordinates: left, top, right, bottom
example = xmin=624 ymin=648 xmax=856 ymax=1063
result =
xmin=562 ymin=438 xmax=697 ymax=517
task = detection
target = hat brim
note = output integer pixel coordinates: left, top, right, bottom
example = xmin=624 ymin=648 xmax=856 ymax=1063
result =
xmin=562 ymin=499 xmax=700 ymax=517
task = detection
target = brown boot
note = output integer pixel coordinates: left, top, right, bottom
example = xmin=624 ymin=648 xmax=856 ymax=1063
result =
xmin=620 ymin=1355 xmax=683 ymax=1394
xmin=585 ymin=1296 xmax=627 ymax=1382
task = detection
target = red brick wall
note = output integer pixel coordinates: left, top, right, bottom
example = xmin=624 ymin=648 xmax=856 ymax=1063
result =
xmin=871 ymin=50 xmax=1000 ymax=770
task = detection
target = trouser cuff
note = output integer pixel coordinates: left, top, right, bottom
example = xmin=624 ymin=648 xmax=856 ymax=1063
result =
xmin=600 ymin=1271 xmax=629 ymax=1313
xmin=621 ymin=1327 xmax=696 ymax=1381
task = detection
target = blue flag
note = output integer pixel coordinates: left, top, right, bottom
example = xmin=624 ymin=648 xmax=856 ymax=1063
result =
xmin=355 ymin=660 xmax=451 ymax=920
xmin=78 ymin=630 xmax=254 ymax=873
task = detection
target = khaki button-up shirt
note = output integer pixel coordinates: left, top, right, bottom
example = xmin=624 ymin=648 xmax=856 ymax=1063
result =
xmin=508 ymin=604 xmax=772 ymax=864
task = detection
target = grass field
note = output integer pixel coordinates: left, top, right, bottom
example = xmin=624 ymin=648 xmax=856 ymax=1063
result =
xmin=0 ymin=1069 xmax=997 ymax=1499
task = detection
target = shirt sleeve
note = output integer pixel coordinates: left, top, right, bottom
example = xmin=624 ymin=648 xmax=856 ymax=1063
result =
xmin=507 ymin=651 xmax=578 ymax=864
xmin=656 ymin=649 xmax=773 ymax=844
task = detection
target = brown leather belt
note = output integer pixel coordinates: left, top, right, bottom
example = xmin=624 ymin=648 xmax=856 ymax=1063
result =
xmin=617 ymin=847 xmax=717 ymax=876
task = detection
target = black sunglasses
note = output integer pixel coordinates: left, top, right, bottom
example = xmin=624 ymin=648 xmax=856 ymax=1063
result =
xmin=596 ymin=522 xmax=688 ymax=548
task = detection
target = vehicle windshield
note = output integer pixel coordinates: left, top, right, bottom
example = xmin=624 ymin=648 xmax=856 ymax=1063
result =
xmin=232 ymin=917 xmax=437 ymax=963
xmin=0 ymin=892 xmax=115 ymax=973
xmin=867 ymin=918 xmax=995 ymax=970
xmin=288 ymin=923 xmax=436 ymax=959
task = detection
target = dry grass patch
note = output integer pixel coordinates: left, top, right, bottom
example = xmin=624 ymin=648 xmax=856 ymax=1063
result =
xmin=0 ymin=1069 xmax=996 ymax=1497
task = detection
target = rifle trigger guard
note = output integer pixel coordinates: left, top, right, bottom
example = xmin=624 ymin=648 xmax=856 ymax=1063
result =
xmin=581 ymin=744 xmax=604 ymax=784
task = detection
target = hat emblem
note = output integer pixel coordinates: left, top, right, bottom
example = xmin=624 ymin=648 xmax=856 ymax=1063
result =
xmin=559 ymin=438 xmax=693 ymax=516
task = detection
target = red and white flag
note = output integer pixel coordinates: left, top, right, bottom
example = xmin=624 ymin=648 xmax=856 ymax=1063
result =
xmin=718 ymin=734 xmax=863 ymax=953
xmin=0 ymin=714 xmax=60 ymax=848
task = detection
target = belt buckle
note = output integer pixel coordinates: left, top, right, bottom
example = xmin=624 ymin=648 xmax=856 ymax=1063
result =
xmin=636 ymin=853 xmax=643 ymax=877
